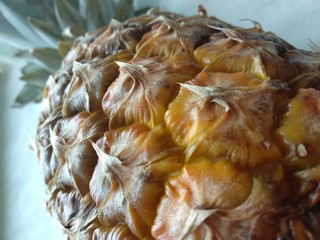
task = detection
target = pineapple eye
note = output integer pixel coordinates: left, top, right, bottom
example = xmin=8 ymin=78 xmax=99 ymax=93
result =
xmin=276 ymin=89 xmax=320 ymax=171
xmin=152 ymin=158 xmax=253 ymax=239
xmin=102 ymin=54 xmax=200 ymax=130
xmin=136 ymin=19 xmax=215 ymax=58
xmin=90 ymin=123 xmax=183 ymax=238
xmin=48 ymin=111 xmax=108 ymax=196
xmin=276 ymin=89 xmax=320 ymax=206
xmin=194 ymin=31 xmax=299 ymax=82
xmin=165 ymin=71 xmax=286 ymax=168
xmin=62 ymin=52 xmax=134 ymax=117
xmin=175 ymin=158 xmax=253 ymax=210
xmin=93 ymin=224 xmax=137 ymax=240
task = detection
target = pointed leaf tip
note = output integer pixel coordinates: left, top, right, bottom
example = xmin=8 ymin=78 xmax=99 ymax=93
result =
xmin=54 ymin=0 xmax=86 ymax=29
xmin=13 ymin=83 xmax=43 ymax=107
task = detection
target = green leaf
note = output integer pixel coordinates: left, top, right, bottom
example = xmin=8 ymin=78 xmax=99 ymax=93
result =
xmin=20 ymin=63 xmax=50 ymax=87
xmin=0 ymin=31 xmax=33 ymax=50
xmin=16 ymin=48 xmax=62 ymax=73
xmin=57 ymin=40 xmax=73 ymax=58
xmin=0 ymin=42 xmax=19 ymax=64
xmin=13 ymin=83 xmax=43 ymax=107
xmin=115 ymin=0 xmax=135 ymax=21
xmin=54 ymin=0 xmax=86 ymax=29
xmin=135 ymin=7 xmax=152 ymax=16
xmin=62 ymin=26 xmax=85 ymax=38
xmin=28 ymin=17 xmax=62 ymax=47
xmin=68 ymin=0 xmax=80 ymax=10
xmin=309 ymin=39 xmax=320 ymax=52
xmin=78 ymin=0 xmax=87 ymax=18
xmin=0 ymin=16 xmax=35 ymax=49
xmin=0 ymin=1 xmax=47 ymax=47
xmin=85 ymin=0 xmax=116 ymax=31
xmin=36 ymin=0 xmax=59 ymax=25
xmin=1 ymin=0 xmax=46 ymax=21
xmin=32 ymin=48 xmax=62 ymax=73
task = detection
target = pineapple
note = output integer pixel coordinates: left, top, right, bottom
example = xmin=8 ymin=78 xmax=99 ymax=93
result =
xmin=2 ymin=1 xmax=320 ymax=239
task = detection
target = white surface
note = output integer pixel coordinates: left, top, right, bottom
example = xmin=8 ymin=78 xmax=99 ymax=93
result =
xmin=0 ymin=65 xmax=64 ymax=240
xmin=0 ymin=1 xmax=319 ymax=240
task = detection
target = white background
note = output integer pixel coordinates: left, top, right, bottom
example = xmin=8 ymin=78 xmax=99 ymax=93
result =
xmin=1 ymin=0 xmax=319 ymax=239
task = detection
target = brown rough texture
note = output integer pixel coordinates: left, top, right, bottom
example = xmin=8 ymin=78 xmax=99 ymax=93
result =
xmin=36 ymin=7 xmax=320 ymax=240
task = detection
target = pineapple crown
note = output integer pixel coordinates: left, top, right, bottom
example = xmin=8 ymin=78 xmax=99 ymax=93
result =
xmin=0 ymin=0 xmax=148 ymax=107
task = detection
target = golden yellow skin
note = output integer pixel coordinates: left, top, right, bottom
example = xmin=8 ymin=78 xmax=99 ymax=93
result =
xmin=90 ymin=123 xmax=182 ymax=238
xmin=165 ymin=71 xmax=286 ymax=168
xmin=276 ymin=89 xmax=320 ymax=170
xmin=36 ymin=7 xmax=320 ymax=240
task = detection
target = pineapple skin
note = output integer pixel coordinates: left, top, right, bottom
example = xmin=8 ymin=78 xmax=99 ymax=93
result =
xmin=35 ymin=7 xmax=320 ymax=240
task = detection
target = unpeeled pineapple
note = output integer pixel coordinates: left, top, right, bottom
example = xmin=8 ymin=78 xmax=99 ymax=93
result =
xmin=35 ymin=6 xmax=320 ymax=239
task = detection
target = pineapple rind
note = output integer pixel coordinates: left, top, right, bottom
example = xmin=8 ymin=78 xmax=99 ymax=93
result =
xmin=35 ymin=7 xmax=320 ymax=240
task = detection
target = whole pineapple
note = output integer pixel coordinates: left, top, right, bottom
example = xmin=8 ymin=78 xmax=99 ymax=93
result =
xmin=35 ymin=6 xmax=320 ymax=239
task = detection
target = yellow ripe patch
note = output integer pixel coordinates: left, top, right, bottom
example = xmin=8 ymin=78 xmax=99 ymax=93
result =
xmin=165 ymin=71 xmax=286 ymax=168
xmin=176 ymin=158 xmax=253 ymax=209
xmin=90 ymin=123 xmax=183 ymax=238
xmin=276 ymin=89 xmax=320 ymax=170
xmin=102 ymin=53 xmax=200 ymax=130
